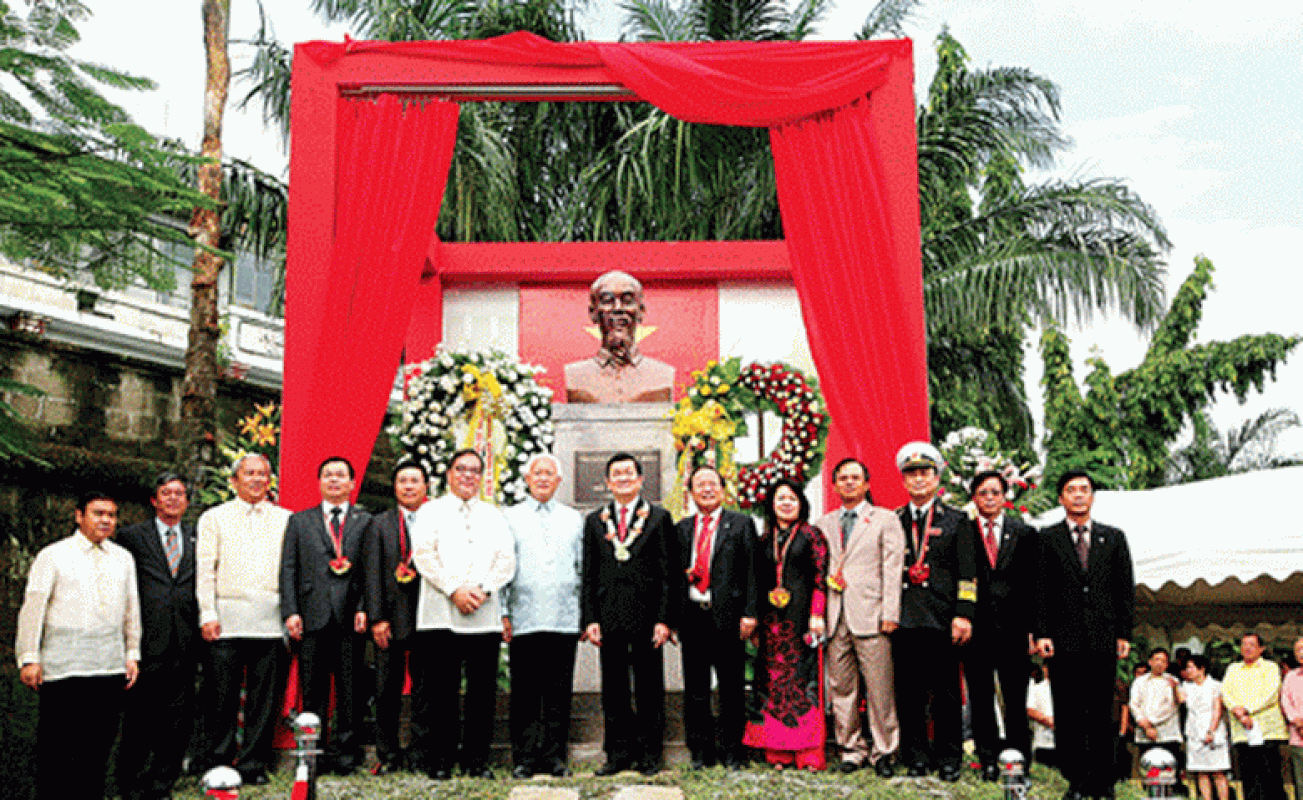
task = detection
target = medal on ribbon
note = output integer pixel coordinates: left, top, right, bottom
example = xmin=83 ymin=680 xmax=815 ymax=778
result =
xmin=907 ymin=561 xmax=930 ymax=584
xmin=394 ymin=563 xmax=417 ymax=584
xmin=330 ymin=556 xmax=352 ymax=575
xmin=827 ymin=570 xmax=846 ymax=592
xmin=768 ymin=587 xmax=792 ymax=608
xmin=603 ymin=501 xmax=647 ymax=563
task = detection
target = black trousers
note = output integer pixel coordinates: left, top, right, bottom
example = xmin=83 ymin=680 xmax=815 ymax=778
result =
xmin=299 ymin=623 xmax=366 ymax=766
xmin=1236 ymin=742 xmax=1287 ymax=800
xmin=1048 ymin=650 xmax=1118 ymax=796
xmin=964 ymin=632 xmax=1031 ymax=765
xmin=117 ymin=653 xmax=196 ymax=798
xmin=893 ymin=627 xmax=963 ymax=770
xmin=599 ymin=629 xmax=666 ymax=767
xmin=37 ymin=674 xmax=124 ymax=800
xmin=202 ymin=637 xmax=287 ymax=775
xmin=416 ymin=629 xmax=500 ymax=773
xmin=509 ymin=632 xmax=578 ymax=770
xmin=374 ymin=634 xmax=422 ymax=767
xmin=680 ymin=605 xmax=746 ymax=762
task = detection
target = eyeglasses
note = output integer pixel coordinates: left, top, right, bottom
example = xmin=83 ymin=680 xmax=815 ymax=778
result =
xmin=452 ymin=465 xmax=483 ymax=476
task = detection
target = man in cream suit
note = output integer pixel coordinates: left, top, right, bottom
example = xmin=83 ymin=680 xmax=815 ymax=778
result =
xmin=410 ymin=448 xmax=516 ymax=780
xmin=196 ymin=453 xmax=292 ymax=786
xmin=815 ymin=457 xmax=906 ymax=777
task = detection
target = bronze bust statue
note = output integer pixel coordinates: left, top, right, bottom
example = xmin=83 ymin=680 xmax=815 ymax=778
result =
xmin=564 ymin=271 xmax=675 ymax=403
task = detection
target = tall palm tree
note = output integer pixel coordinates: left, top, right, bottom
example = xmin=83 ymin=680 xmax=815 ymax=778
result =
xmin=909 ymin=26 xmax=1168 ymax=454
xmin=1168 ymin=408 xmax=1302 ymax=484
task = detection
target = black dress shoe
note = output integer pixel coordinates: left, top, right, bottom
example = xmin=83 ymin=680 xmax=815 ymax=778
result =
xmin=906 ymin=763 xmax=929 ymax=777
xmin=838 ymin=760 xmax=860 ymax=774
xmin=982 ymin=763 xmax=1001 ymax=782
xmin=874 ymin=757 xmax=895 ymax=778
xmin=639 ymin=760 xmax=660 ymax=776
xmin=938 ymin=764 xmax=962 ymax=782
xmin=595 ymin=762 xmax=630 ymax=776
xmin=722 ymin=757 xmax=744 ymax=771
xmin=549 ymin=761 xmax=571 ymax=778
xmin=512 ymin=764 xmax=533 ymax=779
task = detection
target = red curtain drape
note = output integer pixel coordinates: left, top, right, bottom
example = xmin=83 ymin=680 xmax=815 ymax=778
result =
xmin=280 ymin=95 xmax=458 ymax=509
xmin=284 ymin=35 xmax=926 ymax=509
xmin=770 ymin=99 xmax=929 ymax=503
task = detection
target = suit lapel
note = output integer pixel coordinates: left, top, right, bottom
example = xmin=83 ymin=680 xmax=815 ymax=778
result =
xmin=710 ymin=511 xmax=729 ymax=561
xmin=175 ymin=522 xmax=197 ymax=583
xmin=313 ymin=509 xmax=336 ymax=557
xmin=994 ymin=519 xmax=1016 ymax=570
xmin=141 ymin=520 xmax=170 ymax=573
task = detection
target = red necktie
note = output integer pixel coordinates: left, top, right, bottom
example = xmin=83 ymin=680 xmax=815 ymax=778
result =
xmin=983 ymin=519 xmax=998 ymax=568
xmin=618 ymin=505 xmax=629 ymax=542
xmin=690 ymin=514 xmax=714 ymax=592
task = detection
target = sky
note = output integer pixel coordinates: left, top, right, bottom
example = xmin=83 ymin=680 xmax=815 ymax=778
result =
xmin=70 ymin=0 xmax=1303 ymax=457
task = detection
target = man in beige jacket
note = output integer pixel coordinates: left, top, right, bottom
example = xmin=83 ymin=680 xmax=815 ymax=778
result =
xmin=195 ymin=453 xmax=292 ymax=786
xmin=815 ymin=457 xmax=906 ymax=777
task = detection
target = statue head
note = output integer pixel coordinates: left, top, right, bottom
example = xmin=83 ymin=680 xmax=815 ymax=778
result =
xmin=588 ymin=270 xmax=645 ymax=358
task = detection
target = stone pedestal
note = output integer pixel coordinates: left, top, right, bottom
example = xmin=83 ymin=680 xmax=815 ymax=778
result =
xmin=551 ymin=402 xmax=684 ymax=694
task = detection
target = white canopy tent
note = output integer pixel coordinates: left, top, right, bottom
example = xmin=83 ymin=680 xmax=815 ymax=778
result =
xmin=1036 ymin=467 xmax=1303 ymax=647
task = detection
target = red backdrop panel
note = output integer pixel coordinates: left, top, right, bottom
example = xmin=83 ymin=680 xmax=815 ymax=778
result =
xmin=518 ymin=281 xmax=718 ymax=402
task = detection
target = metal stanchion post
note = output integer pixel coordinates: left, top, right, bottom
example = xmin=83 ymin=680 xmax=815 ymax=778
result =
xmin=291 ymin=712 xmax=323 ymax=800
xmin=999 ymin=749 xmax=1028 ymax=800
xmin=1141 ymin=747 xmax=1178 ymax=798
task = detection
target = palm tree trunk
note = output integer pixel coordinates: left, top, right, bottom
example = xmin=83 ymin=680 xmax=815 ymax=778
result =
xmin=181 ymin=0 xmax=230 ymax=485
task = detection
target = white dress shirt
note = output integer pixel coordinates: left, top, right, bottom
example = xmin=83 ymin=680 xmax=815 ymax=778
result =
xmin=1130 ymin=670 xmax=1183 ymax=743
xmin=195 ymin=496 xmax=291 ymax=638
xmin=15 ymin=531 xmax=142 ymax=680
xmin=411 ymin=494 xmax=516 ymax=634
xmin=502 ymin=497 xmax=583 ymax=635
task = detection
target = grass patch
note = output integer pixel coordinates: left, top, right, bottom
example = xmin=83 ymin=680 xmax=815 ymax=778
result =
xmin=167 ymin=762 xmax=1148 ymax=799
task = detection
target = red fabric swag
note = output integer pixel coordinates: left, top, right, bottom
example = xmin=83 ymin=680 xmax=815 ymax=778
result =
xmin=280 ymin=95 xmax=458 ymax=505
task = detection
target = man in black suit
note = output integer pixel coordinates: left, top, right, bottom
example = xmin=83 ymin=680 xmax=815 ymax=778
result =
xmin=115 ymin=473 xmax=197 ymax=800
xmin=1035 ymin=470 xmax=1135 ymax=800
xmin=581 ymin=452 xmax=677 ymax=776
xmin=280 ymin=456 xmax=373 ymax=774
xmin=963 ymin=469 xmax=1038 ymax=781
xmin=892 ymin=441 xmax=978 ymax=782
xmin=364 ymin=462 xmax=429 ymax=774
xmin=676 ymin=465 xmax=758 ymax=770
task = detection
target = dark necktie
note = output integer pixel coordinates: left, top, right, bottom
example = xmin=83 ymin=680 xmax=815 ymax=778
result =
xmin=165 ymin=526 xmax=180 ymax=576
xmin=1073 ymin=524 xmax=1089 ymax=570
xmin=331 ymin=506 xmax=343 ymax=545
xmin=840 ymin=509 xmax=855 ymax=548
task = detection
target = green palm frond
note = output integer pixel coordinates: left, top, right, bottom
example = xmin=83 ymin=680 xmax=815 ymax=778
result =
xmin=857 ymin=0 xmax=920 ymax=40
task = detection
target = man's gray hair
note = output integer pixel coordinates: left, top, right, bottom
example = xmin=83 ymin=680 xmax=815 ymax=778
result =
xmin=231 ymin=452 xmax=272 ymax=475
xmin=589 ymin=270 xmax=642 ymax=298
xmin=524 ymin=452 xmax=563 ymax=477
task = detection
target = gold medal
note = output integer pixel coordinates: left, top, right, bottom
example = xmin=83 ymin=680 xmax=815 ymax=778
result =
xmin=768 ymin=587 xmax=792 ymax=608
xmin=394 ymin=563 xmax=417 ymax=584
xmin=330 ymin=556 xmax=352 ymax=575
xmin=827 ymin=571 xmax=846 ymax=592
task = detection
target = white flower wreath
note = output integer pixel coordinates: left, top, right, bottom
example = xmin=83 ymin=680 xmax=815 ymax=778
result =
xmin=392 ymin=347 xmax=554 ymax=505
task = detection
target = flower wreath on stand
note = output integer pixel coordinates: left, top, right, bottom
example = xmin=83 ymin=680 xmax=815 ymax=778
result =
xmin=667 ymin=357 xmax=829 ymax=517
xmin=937 ymin=426 xmax=1043 ymax=518
xmin=392 ymin=348 xmax=554 ymax=506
